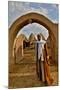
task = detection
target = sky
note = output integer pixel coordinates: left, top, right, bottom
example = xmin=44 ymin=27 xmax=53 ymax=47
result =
xmin=8 ymin=1 xmax=59 ymax=39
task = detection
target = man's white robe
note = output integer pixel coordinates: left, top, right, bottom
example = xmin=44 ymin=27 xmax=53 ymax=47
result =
xmin=35 ymin=38 xmax=46 ymax=81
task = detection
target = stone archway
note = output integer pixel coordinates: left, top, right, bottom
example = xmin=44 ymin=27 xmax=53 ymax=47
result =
xmin=9 ymin=12 xmax=58 ymax=64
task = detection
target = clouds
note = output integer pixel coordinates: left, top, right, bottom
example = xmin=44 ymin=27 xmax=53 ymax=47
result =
xmin=17 ymin=23 xmax=49 ymax=40
xmin=8 ymin=1 xmax=59 ymax=27
xmin=8 ymin=1 xmax=58 ymax=39
xmin=51 ymin=4 xmax=58 ymax=9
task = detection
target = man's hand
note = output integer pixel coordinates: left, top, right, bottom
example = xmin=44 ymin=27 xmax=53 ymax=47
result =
xmin=47 ymin=55 xmax=49 ymax=60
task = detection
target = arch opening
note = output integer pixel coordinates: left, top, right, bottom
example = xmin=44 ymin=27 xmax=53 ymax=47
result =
xmin=9 ymin=12 xmax=57 ymax=65
xmin=13 ymin=23 xmax=50 ymax=64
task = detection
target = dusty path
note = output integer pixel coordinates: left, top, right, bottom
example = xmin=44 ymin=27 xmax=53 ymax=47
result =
xmin=9 ymin=47 xmax=58 ymax=88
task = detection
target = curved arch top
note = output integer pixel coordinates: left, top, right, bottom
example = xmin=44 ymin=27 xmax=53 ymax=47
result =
xmin=9 ymin=12 xmax=58 ymax=64
xmin=9 ymin=12 xmax=54 ymax=32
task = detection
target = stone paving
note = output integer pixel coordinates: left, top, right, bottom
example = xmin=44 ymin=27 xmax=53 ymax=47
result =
xmin=9 ymin=47 xmax=58 ymax=88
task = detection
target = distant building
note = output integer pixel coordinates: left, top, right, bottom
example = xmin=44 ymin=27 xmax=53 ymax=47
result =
xmin=13 ymin=34 xmax=28 ymax=63
xmin=29 ymin=33 xmax=36 ymax=48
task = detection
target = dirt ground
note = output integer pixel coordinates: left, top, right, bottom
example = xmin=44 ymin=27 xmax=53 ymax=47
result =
xmin=9 ymin=47 xmax=58 ymax=89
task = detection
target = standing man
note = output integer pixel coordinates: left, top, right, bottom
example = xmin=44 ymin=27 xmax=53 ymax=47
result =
xmin=35 ymin=34 xmax=46 ymax=82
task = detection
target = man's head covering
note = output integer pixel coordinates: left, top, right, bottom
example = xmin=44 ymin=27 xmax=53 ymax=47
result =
xmin=37 ymin=34 xmax=41 ymax=41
